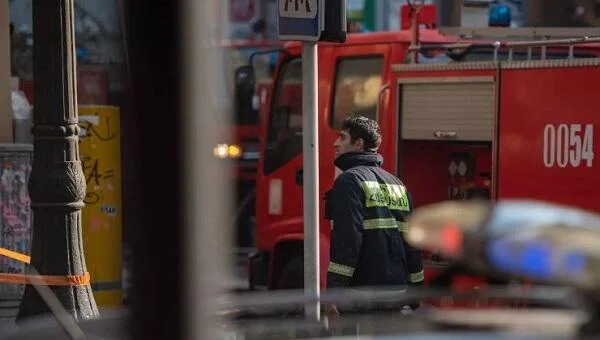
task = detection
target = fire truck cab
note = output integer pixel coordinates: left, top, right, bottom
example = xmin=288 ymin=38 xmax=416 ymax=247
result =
xmin=218 ymin=40 xmax=283 ymax=248
xmin=244 ymin=21 xmax=600 ymax=300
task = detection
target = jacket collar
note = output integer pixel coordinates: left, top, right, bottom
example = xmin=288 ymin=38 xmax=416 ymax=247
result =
xmin=334 ymin=152 xmax=384 ymax=171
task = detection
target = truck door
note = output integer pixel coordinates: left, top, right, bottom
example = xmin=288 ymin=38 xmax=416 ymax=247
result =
xmin=316 ymin=44 xmax=393 ymax=287
xmin=497 ymin=59 xmax=600 ymax=213
xmin=391 ymin=62 xmax=499 ymax=305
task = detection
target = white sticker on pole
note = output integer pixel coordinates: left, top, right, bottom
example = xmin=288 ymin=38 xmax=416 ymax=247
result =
xmin=268 ymin=179 xmax=283 ymax=215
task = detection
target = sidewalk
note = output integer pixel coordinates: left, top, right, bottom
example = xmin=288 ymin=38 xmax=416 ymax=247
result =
xmin=0 ymin=299 xmax=18 ymax=332
xmin=0 ymin=247 xmax=250 ymax=330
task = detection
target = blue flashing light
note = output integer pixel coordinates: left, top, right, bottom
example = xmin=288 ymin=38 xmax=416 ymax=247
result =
xmin=488 ymin=238 xmax=514 ymax=272
xmin=564 ymin=252 xmax=587 ymax=274
xmin=488 ymin=3 xmax=512 ymax=27
xmin=488 ymin=238 xmax=588 ymax=281
xmin=520 ymin=243 xmax=552 ymax=279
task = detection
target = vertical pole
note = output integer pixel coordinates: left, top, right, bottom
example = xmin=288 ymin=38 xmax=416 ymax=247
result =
xmin=302 ymin=41 xmax=320 ymax=321
xmin=375 ymin=0 xmax=388 ymax=31
xmin=0 ymin=1 xmax=11 ymax=143
xmin=437 ymin=0 xmax=463 ymax=27
xmin=259 ymin=0 xmax=269 ymax=37
xmin=18 ymin=0 xmax=99 ymax=321
xmin=452 ymin=0 xmax=463 ymax=27
xmin=524 ymin=0 xmax=542 ymax=26
xmin=184 ymin=0 xmax=232 ymax=338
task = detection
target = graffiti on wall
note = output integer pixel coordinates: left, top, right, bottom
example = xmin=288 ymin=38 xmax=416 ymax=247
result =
xmin=78 ymin=105 xmax=123 ymax=307
xmin=0 ymin=147 xmax=33 ymax=298
xmin=79 ymin=114 xmax=117 ymax=207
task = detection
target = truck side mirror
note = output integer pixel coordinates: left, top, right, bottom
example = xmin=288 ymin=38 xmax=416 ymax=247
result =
xmin=234 ymin=65 xmax=256 ymax=119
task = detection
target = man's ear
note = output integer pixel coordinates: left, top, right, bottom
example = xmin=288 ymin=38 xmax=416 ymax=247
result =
xmin=354 ymin=138 xmax=365 ymax=151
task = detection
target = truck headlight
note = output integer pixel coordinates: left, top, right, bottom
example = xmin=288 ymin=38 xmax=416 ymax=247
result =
xmin=213 ymin=144 xmax=242 ymax=159
xmin=228 ymin=144 xmax=242 ymax=158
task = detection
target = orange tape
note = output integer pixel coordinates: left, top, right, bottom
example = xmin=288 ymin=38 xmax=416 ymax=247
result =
xmin=0 ymin=247 xmax=90 ymax=286
xmin=0 ymin=272 xmax=91 ymax=286
xmin=0 ymin=247 xmax=31 ymax=264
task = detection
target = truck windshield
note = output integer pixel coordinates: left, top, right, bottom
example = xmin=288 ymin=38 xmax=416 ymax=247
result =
xmin=263 ymin=56 xmax=385 ymax=175
xmin=228 ymin=46 xmax=277 ymax=125
xmin=330 ymin=57 xmax=384 ymax=129
xmin=263 ymin=57 xmax=302 ymax=175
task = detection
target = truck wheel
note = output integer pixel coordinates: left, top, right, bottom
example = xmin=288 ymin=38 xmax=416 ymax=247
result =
xmin=276 ymin=256 xmax=304 ymax=289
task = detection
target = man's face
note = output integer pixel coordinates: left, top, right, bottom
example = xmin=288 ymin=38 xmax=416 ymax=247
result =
xmin=334 ymin=129 xmax=363 ymax=158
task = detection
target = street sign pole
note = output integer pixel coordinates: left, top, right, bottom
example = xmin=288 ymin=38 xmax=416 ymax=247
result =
xmin=277 ymin=0 xmax=322 ymax=321
xmin=301 ymin=39 xmax=320 ymax=321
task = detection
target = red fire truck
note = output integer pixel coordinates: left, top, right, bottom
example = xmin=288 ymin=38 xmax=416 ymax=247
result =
xmin=218 ymin=39 xmax=283 ymax=247
xmin=220 ymin=40 xmax=282 ymax=179
xmin=244 ymin=9 xmax=600 ymax=304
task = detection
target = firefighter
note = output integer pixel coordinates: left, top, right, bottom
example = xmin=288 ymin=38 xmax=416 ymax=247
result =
xmin=324 ymin=115 xmax=424 ymax=315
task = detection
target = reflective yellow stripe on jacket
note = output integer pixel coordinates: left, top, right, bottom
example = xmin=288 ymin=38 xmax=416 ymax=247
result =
xmin=363 ymin=218 xmax=408 ymax=232
xmin=362 ymin=181 xmax=410 ymax=211
xmin=328 ymin=262 xmax=355 ymax=277
xmin=409 ymin=270 xmax=425 ymax=283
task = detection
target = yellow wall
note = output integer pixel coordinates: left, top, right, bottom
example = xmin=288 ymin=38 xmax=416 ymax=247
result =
xmin=79 ymin=105 xmax=123 ymax=307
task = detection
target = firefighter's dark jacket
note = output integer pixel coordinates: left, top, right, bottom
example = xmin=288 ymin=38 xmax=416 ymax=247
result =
xmin=324 ymin=152 xmax=424 ymax=288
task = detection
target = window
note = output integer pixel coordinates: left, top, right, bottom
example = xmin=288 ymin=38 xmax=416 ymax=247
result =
xmin=330 ymin=57 xmax=384 ymax=129
xmin=229 ymin=47 xmax=276 ymax=83
xmin=227 ymin=47 xmax=279 ymax=125
xmin=263 ymin=58 xmax=303 ymax=175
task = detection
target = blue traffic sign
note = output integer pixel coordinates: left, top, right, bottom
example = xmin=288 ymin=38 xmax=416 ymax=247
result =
xmin=277 ymin=0 xmax=322 ymax=41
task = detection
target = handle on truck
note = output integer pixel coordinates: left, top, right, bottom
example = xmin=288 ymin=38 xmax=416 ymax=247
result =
xmin=295 ymin=168 xmax=303 ymax=186
xmin=376 ymin=84 xmax=391 ymax=119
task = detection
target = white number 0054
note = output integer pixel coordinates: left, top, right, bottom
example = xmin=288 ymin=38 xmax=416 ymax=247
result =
xmin=543 ymin=124 xmax=594 ymax=168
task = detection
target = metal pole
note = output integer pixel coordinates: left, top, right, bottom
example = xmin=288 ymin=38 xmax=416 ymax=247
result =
xmin=452 ymin=0 xmax=463 ymax=27
xmin=437 ymin=0 xmax=463 ymax=27
xmin=259 ymin=0 xmax=269 ymax=37
xmin=375 ymin=0 xmax=388 ymax=31
xmin=0 ymin=0 xmax=12 ymax=143
xmin=184 ymin=0 xmax=232 ymax=338
xmin=302 ymin=41 xmax=320 ymax=321
xmin=18 ymin=0 xmax=99 ymax=321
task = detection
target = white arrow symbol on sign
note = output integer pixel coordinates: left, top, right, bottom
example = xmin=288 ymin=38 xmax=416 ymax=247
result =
xmin=448 ymin=161 xmax=457 ymax=176
xmin=279 ymin=0 xmax=317 ymax=19
xmin=458 ymin=161 xmax=467 ymax=176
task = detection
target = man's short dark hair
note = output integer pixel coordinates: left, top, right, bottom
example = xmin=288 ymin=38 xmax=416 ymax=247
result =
xmin=341 ymin=115 xmax=382 ymax=152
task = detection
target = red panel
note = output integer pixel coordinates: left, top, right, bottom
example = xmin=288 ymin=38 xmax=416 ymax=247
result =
xmin=400 ymin=140 xmax=491 ymax=207
xmin=19 ymin=81 xmax=34 ymax=104
xmin=18 ymin=68 xmax=108 ymax=106
xmin=400 ymin=4 xmax=438 ymax=30
xmin=77 ymin=67 xmax=109 ymax=105
xmin=498 ymin=66 xmax=600 ymax=214
xmin=400 ymin=140 xmax=493 ymax=306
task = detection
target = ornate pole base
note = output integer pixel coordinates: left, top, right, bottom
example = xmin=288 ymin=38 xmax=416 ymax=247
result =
xmin=17 ymin=0 xmax=99 ymax=321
